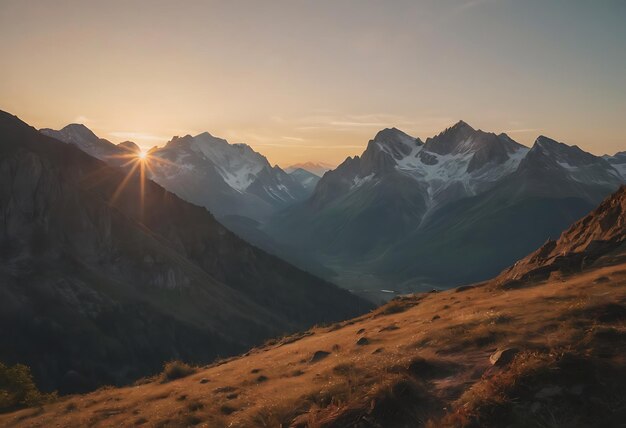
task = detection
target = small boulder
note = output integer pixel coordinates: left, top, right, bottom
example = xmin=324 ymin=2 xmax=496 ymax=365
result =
xmin=356 ymin=337 xmax=370 ymax=346
xmin=489 ymin=348 xmax=519 ymax=366
xmin=199 ymin=378 xmax=209 ymax=384
xmin=309 ymin=350 xmax=331 ymax=363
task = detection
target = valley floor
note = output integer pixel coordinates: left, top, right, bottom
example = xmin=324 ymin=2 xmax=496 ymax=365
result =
xmin=3 ymin=261 xmax=626 ymax=427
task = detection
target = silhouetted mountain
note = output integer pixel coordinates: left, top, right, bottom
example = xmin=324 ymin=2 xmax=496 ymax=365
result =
xmin=1 ymin=111 xmax=371 ymax=393
xmin=285 ymin=161 xmax=334 ymax=176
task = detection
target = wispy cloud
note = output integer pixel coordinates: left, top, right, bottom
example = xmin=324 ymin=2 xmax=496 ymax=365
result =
xmin=72 ymin=115 xmax=92 ymax=124
xmin=298 ymin=113 xmax=417 ymax=130
xmin=454 ymin=0 xmax=497 ymax=13
xmin=329 ymin=121 xmax=388 ymax=127
xmin=281 ymin=136 xmax=305 ymax=142
xmin=109 ymin=131 xmax=168 ymax=142
xmin=253 ymin=143 xmax=364 ymax=149
xmin=503 ymin=128 xmax=540 ymax=133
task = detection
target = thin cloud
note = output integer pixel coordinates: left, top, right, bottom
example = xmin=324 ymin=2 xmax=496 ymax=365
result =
xmin=72 ymin=115 xmax=92 ymax=124
xmin=454 ymin=0 xmax=497 ymax=13
xmin=253 ymin=143 xmax=364 ymax=149
xmin=503 ymin=128 xmax=540 ymax=133
xmin=329 ymin=121 xmax=388 ymax=127
xmin=109 ymin=131 xmax=168 ymax=142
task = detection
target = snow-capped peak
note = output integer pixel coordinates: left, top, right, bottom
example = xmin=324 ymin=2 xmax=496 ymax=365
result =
xmin=59 ymin=123 xmax=99 ymax=143
xmin=40 ymin=124 xmax=119 ymax=160
xmin=320 ymin=123 xmax=531 ymax=215
xmin=183 ymin=133 xmax=270 ymax=192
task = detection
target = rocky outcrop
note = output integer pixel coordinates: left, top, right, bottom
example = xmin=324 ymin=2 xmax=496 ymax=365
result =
xmin=497 ymin=186 xmax=626 ymax=286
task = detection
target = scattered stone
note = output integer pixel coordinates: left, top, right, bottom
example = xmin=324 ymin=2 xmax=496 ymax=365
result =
xmin=489 ymin=348 xmax=519 ymax=366
xmin=220 ymin=405 xmax=236 ymax=415
xmin=309 ymin=351 xmax=330 ymax=363
xmin=199 ymin=378 xmax=209 ymax=384
xmin=256 ymin=375 xmax=268 ymax=383
xmin=187 ymin=401 xmax=204 ymax=412
xmin=226 ymin=393 xmax=238 ymax=400
xmin=379 ymin=325 xmax=399 ymax=332
xmin=356 ymin=337 xmax=370 ymax=346
xmin=372 ymin=348 xmax=384 ymax=354
xmin=214 ymin=386 xmax=237 ymax=394
xmin=250 ymin=368 xmax=261 ymax=374
xmin=357 ymin=328 xmax=366 ymax=334
xmin=431 ymin=315 xmax=441 ymax=321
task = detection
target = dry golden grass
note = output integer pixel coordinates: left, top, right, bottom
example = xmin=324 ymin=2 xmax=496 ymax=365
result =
xmin=2 ymin=262 xmax=625 ymax=427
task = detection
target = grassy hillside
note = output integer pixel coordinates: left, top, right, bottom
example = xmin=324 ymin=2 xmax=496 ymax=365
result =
xmin=3 ymin=254 xmax=624 ymax=427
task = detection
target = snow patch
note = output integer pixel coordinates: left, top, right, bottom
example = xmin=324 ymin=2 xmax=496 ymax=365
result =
xmin=351 ymin=173 xmax=375 ymax=189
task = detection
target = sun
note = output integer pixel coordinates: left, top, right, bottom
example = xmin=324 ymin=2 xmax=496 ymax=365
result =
xmin=137 ymin=151 xmax=148 ymax=160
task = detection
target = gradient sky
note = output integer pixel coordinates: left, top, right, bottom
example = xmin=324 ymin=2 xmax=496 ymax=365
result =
xmin=1 ymin=0 xmax=625 ymax=166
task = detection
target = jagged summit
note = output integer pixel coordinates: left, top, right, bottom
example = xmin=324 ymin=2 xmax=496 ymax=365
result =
xmin=516 ymin=135 xmax=624 ymax=190
xmin=451 ymin=119 xmax=474 ymax=131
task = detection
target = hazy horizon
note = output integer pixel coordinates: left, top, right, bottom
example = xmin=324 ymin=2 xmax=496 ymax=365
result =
xmin=1 ymin=0 xmax=625 ymax=165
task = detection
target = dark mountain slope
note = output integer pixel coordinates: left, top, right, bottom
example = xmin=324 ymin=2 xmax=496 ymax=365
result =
xmin=0 ymin=111 xmax=371 ymax=393
xmin=497 ymin=185 xmax=626 ymax=285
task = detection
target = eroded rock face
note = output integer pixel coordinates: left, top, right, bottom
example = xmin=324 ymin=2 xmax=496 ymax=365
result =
xmin=497 ymin=186 xmax=626 ymax=286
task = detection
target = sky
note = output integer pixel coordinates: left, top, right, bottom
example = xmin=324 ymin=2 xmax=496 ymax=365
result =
xmin=1 ymin=0 xmax=625 ymax=166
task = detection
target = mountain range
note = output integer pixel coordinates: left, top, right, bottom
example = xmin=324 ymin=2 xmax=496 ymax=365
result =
xmin=40 ymin=125 xmax=314 ymax=223
xmin=41 ymin=121 xmax=625 ymax=302
xmin=3 ymin=111 xmax=370 ymax=393
xmin=265 ymin=122 xmax=625 ymax=297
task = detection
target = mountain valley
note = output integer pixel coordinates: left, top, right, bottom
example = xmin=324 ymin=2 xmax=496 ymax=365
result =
xmin=3 ymin=185 xmax=625 ymax=427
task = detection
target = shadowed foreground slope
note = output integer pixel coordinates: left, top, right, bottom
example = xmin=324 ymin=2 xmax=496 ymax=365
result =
xmin=0 ymin=111 xmax=371 ymax=394
xmin=3 ymin=188 xmax=625 ymax=427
